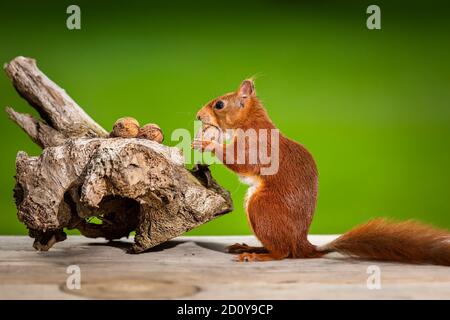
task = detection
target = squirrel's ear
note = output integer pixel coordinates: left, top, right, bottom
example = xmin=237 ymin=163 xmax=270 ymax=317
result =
xmin=237 ymin=79 xmax=255 ymax=98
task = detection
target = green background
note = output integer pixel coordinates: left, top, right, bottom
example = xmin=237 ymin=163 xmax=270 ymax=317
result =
xmin=0 ymin=0 xmax=449 ymax=236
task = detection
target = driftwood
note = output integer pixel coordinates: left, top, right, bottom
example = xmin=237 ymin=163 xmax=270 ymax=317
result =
xmin=4 ymin=56 xmax=233 ymax=253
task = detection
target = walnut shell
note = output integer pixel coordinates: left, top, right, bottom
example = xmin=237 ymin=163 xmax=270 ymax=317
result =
xmin=110 ymin=117 xmax=140 ymax=138
xmin=195 ymin=124 xmax=223 ymax=143
xmin=137 ymin=123 xmax=164 ymax=143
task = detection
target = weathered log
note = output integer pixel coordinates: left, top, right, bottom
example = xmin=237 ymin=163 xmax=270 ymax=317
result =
xmin=5 ymin=56 xmax=108 ymax=139
xmin=6 ymin=107 xmax=65 ymax=148
xmin=5 ymin=56 xmax=233 ymax=253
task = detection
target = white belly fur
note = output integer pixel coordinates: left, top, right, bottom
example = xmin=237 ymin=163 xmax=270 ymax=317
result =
xmin=239 ymin=175 xmax=261 ymax=211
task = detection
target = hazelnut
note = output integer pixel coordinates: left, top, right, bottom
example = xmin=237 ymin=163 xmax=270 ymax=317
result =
xmin=137 ymin=123 xmax=164 ymax=143
xmin=110 ymin=117 xmax=140 ymax=138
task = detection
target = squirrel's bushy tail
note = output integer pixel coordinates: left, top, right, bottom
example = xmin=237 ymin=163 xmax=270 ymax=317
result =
xmin=317 ymin=218 xmax=450 ymax=266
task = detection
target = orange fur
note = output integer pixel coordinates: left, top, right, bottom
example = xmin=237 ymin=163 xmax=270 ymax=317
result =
xmin=194 ymin=79 xmax=450 ymax=265
xmin=318 ymin=218 xmax=450 ymax=265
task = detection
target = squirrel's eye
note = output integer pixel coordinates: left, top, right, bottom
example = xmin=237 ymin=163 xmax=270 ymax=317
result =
xmin=214 ymin=100 xmax=225 ymax=110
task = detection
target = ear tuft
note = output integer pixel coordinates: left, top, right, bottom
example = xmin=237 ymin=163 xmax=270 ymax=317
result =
xmin=238 ymin=79 xmax=255 ymax=98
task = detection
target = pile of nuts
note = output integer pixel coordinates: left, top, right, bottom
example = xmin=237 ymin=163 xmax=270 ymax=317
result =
xmin=110 ymin=117 xmax=164 ymax=143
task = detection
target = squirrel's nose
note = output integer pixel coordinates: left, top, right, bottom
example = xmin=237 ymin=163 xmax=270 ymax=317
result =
xmin=196 ymin=111 xmax=205 ymax=122
xmin=196 ymin=109 xmax=210 ymax=123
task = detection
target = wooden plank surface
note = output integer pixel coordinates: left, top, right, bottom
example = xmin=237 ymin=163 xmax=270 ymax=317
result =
xmin=0 ymin=235 xmax=449 ymax=300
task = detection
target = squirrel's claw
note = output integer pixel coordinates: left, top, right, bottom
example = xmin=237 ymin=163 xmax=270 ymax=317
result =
xmin=236 ymin=252 xmax=256 ymax=262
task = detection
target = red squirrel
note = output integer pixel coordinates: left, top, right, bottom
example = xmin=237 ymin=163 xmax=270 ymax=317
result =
xmin=192 ymin=79 xmax=450 ymax=265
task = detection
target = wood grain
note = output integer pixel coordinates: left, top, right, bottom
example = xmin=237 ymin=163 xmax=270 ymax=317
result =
xmin=0 ymin=236 xmax=449 ymax=300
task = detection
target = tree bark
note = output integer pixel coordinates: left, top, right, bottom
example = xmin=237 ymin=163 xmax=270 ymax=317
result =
xmin=4 ymin=56 xmax=233 ymax=253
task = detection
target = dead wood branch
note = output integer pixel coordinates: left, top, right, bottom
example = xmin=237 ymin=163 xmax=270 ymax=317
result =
xmin=5 ymin=56 xmax=232 ymax=252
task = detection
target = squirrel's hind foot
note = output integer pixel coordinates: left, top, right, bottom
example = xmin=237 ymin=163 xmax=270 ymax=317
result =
xmin=236 ymin=252 xmax=288 ymax=262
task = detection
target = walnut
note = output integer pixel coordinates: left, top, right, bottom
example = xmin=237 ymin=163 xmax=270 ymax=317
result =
xmin=196 ymin=124 xmax=223 ymax=143
xmin=110 ymin=117 xmax=140 ymax=138
xmin=137 ymin=123 xmax=164 ymax=143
